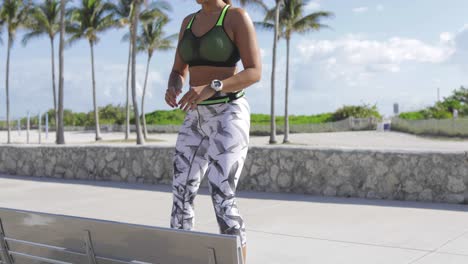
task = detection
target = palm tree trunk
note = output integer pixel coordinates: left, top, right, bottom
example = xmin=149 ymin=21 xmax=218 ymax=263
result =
xmin=50 ymin=37 xmax=58 ymax=134
xmin=125 ymin=33 xmax=131 ymax=139
xmin=283 ymin=36 xmax=290 ymax=143
xmin=141 ymin=53 xmax=151 ymax=140
xmin=57 ymin=0 xmax=65 ymax=144
xmin=89 ymin=40 xmax=102 ymax=141
xmin=131 ymin=1 xmax=144 ymax=145
xmin=5 ymin=34 xmax=12 ymax=144
xmin=269 ymin=0 xmax=281 ymax=144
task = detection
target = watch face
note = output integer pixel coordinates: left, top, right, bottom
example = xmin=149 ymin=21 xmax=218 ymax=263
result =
xmin=213 ymin=80 xmax=222 ymax=88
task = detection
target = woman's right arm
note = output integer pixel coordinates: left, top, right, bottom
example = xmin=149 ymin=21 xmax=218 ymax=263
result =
xmin=165 ymin=15 xmax=191 ymax=108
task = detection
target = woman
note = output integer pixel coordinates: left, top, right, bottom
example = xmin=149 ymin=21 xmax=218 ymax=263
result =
xmin=165 ymin=0 xmax=261 ymax=262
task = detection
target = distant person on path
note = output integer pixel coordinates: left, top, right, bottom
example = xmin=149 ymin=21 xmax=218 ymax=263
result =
xmin=165 ymin=0 xmax=261 ymax=262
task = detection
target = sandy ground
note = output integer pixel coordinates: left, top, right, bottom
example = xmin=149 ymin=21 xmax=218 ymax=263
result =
xmin=1 ymin=129 xmax=467 ymax=152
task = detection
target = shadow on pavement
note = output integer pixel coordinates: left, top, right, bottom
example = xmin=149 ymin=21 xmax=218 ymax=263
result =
xmin=1 ymin=174 xmax=467 ymax=213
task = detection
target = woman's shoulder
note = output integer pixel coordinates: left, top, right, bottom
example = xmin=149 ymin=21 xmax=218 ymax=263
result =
xmin=225 ymin=6 xmax=252 ymax=26
xmin=225 ymin=6 xmax=252 ymax=29
xmin=180 ymin=11 xmax=199 ymax=29
xmin=227 ymin=6 xmax=249 ymax=18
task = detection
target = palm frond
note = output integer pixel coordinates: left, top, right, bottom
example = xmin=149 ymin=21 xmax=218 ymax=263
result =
xmin=291 ymin=11 xmax=333 ymax=34
xmin=235 ymin=0 xmax=268 ymax=13
xmin=65 ymin=31 xmax=82 ymax=48
xmin=21 ymin=30 xmax=45 ymax=46
xmin=121 ymin=30 xmax=130 ymax=42
xmin=67 ymin=0 xmax=116 ymax=43
xmin=253 ymin=21 xmax=274 ymax=31
xmin=139 ymin=0 xmax=171 ymax=24
xmin=96 ymin=13 xmax=117 ymax=31
xmin=22 ymin=0 xmax=62 ymax=42
xmin=1 ymin=0 xmax=31 ymax=40
xmin=136 ymin=14 xmax=174 ymax=57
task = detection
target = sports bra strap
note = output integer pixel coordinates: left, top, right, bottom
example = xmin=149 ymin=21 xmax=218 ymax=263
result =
xmin=216 ymin=4 xmax=230 ymax=26
xmin=186 ymin=12 xmax=197 ymax=29
xmin=186 ymin=4 xmax=230 ymax=30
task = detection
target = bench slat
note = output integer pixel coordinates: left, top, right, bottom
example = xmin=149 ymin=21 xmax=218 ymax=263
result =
xmin=10 ymin=251 xmax=72 ymax=264
xmin=0 ymin=207 xmax=242 ymax=264
xmin=6 ymin=237 xmax=150 ymax=264
xmin=6 ymin=238 xmax=88 ymax=263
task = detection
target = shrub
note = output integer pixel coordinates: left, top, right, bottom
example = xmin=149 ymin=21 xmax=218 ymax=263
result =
xmin=331 ymin=104 xmax=381 ymax=121
xmin=144 ymin=109 xmax=186 ymax=125
xmin=398 ymin=111 xmax=425 ymax=120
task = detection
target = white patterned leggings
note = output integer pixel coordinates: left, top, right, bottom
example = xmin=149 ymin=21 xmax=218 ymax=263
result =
xmin=170 ymin=96 xmax=250 ymax=247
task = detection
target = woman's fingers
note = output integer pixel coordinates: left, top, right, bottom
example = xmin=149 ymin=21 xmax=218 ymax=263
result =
xmin=189 ymin=100 xmax=199 ymax=111
xmin=180 ymin=95 xmax=193 ymax=111
xmin=165 ymin=92 xmax=174 ymax=107
xmin=170 ymin=89 xmax=179 ymax=107
xmin=178 ymin=91 xmax=190 ymax=107
xmin=178 ymin=90 xmax=198 ymax=112
xmin=165 ymin=88 xmax=178 ymax=108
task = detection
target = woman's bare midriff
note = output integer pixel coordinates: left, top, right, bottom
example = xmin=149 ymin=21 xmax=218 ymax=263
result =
xmin=189 ymin=65 xmax=237 ymax=89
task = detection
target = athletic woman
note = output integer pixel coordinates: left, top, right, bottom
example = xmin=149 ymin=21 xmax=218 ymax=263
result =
xmin=165 ymin=0 xmax=261 ymax=262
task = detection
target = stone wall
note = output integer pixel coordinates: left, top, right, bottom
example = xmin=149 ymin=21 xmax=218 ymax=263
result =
xmin=0 ymin=145 xmax=467 ymax=204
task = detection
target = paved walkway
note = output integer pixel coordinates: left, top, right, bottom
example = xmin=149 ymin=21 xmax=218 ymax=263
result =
xmin=1 ymin=130 xmax=468 ymax=152
xmin=1 ymin=174 xmax=467 ymax=264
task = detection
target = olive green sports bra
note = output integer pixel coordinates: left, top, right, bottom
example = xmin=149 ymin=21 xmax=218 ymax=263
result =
xmin=178 ymin=4 xmax=241 ymax=68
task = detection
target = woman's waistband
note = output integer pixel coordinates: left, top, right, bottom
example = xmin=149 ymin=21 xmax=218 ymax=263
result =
xmin=197 ymin=90 xmax=245 ymax=105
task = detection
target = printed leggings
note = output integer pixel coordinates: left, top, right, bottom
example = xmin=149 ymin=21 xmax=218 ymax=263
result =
xmin=170 ymin=96 xmax=251 ymax=246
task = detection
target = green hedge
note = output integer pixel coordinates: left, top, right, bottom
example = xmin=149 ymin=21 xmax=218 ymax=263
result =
xmin=1 ymin=103 xmax=381 ymax=127
xmin=399 ymin=86 xmax=467 ymax=120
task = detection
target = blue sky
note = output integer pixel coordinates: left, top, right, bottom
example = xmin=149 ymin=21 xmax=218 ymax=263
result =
xmin=1 ymin=0 xmax=468 ymax=120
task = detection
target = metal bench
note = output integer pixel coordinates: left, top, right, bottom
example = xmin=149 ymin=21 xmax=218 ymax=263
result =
xmin=0 ymin=207 xmax=243 ymax=264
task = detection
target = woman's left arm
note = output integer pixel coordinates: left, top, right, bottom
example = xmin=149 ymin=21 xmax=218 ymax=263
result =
xmin=221 ymin=7 xmax=262 ymax=93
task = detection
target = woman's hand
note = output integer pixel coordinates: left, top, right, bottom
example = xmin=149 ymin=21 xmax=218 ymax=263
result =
xmin=178 ymin=85 xmax=216 ymax=112
xmin=165 ymin=87 xmax=182 ymax=108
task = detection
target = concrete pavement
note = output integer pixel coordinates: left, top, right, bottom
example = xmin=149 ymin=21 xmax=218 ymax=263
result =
xmin=2 ymin=130 xmax=468 ymax=152
xmin=1 ymin=174 xmax=467 ymax=264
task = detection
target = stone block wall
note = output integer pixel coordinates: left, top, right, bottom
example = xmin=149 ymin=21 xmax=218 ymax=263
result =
xmin=0 ymin=145 xmax=466 ymax=204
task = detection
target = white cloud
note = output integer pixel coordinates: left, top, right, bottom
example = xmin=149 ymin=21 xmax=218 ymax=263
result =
xmin=298 ymin=35 xmax=453 ymax=67
xmin=352 ymin=7 xmax=369 ymax=13
xmin=296 ymin=34 xmax=454 ymax=88
xmin=447 ymin=24 xmax=468 ymax=68
xmin=376 ymin=5 xmax=384 ymax=12
xmin=305 ymin=1 xmax=321 ymax=11
xmin=439 ymin=32 xmax=454 ymax=44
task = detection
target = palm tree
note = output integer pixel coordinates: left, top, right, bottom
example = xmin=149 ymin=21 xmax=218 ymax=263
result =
xmin=279 ymin=0 xmax=332 ymax=143
xmin=0 ymin=12 xmax=3 ymax=45
xmin=110 ymin=0 xmax=170 ymax=141
xmin=67 ymin=0 xmax=117 ymax=141
xmin=57 ymin=0 xmax=66 ymax=144
xmin=22 ymin=0 xmax=61 ymax=135
xmin=129 ymin=0 xmax=144 ymax=144
xmin=269 ymin=0 xmax=282 ymax=144
xmin=238 ymin=0 xmax=280 ymax=144
xmin=258 ymin=0 xmax=332 ymax=143
xmin=110 ymin=0 xmax=132 ymax=140
xmin=0 ymin=0 xmax=30 ymax=144
xmin=136 ymin=16 xmax=176 ymax=139
xmin=0 ymin=5 xmax=2 ymax=131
